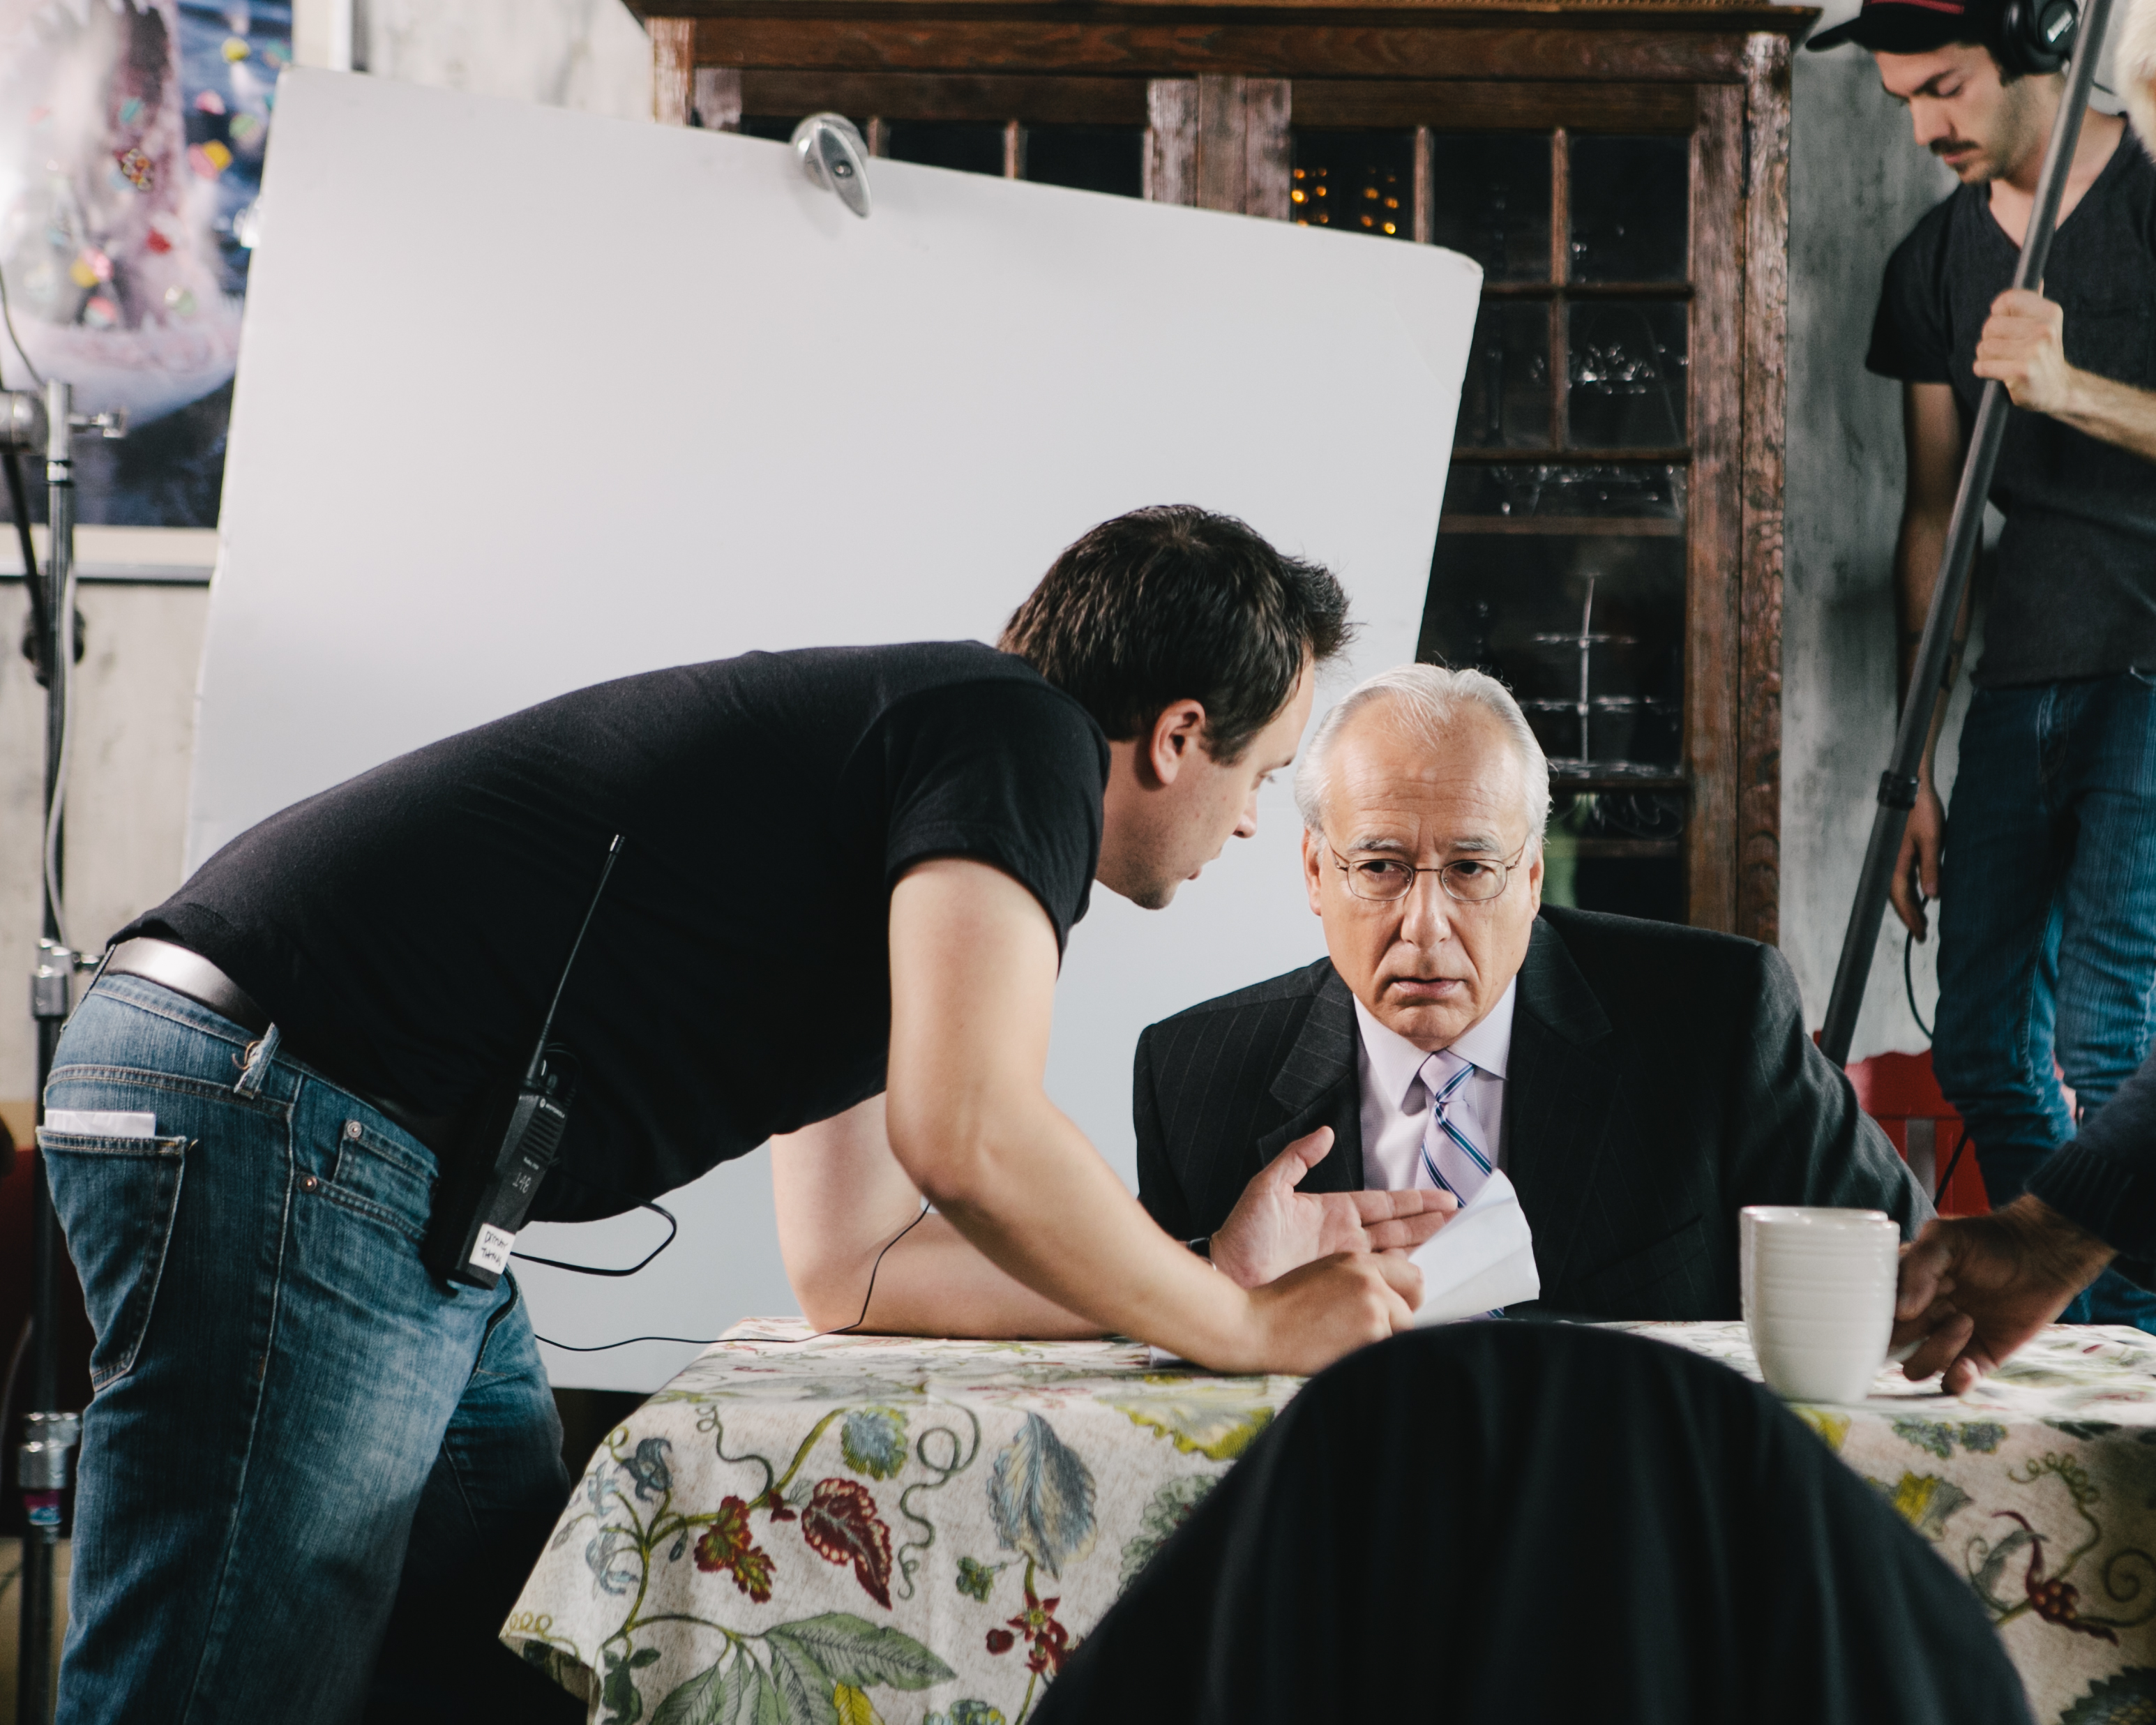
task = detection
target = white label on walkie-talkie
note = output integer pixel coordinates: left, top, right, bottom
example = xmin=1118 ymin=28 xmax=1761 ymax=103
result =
xmin=472 ymin=1224 xmax=516 ymax=1274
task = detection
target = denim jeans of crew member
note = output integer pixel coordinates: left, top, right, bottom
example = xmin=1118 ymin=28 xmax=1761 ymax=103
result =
xmin=1934 ymin=671 xmax=2156 ymax=1330
xmin=40 ymin=973 xmax=582 ymax=1724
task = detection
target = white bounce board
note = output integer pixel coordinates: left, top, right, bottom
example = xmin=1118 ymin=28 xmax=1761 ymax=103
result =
xmin=195 ymin=70 xmax=1478 ymax=1389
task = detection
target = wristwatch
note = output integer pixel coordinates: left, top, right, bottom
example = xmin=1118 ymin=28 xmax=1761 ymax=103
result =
xmin=1185 ymin=1235 xmax=1212 ymax=1258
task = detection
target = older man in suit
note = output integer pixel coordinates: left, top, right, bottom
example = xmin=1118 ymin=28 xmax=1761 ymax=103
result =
xmin=1137 ymin=664 xmax=1929 ymax=1318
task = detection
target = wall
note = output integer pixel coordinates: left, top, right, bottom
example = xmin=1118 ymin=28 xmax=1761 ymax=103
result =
xmin=1779 ymin=31 xmax=1961 ymax=1058
xmin=0 ymin=583 xmax=208 ymax=1120
xmin=351 ymin=0 xmax=653 ymax=121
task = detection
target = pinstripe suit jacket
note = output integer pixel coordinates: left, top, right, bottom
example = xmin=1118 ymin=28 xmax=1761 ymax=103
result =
xmin=1133 ymin=905 xmax=1931 ymax=1320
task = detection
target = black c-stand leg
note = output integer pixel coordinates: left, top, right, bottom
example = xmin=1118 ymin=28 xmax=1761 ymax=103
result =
xmin=15 ymin=378 xmax=86 ymax=1725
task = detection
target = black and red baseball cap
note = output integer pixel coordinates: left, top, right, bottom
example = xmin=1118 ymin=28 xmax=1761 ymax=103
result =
xmin=1806 ymin=0 xmax=1991 ymax=53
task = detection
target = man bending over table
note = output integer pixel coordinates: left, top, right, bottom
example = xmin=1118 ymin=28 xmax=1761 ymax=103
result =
xmin=40 ymin=506 xmax=1438 ymax=1725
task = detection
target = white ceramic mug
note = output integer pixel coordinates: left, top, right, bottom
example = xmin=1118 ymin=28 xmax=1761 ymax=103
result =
xmin=1740 ymin=1206 xmax=1899 ymax=1403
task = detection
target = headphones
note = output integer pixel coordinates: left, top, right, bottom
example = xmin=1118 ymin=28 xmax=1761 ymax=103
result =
xmin=1991 ymin=0 xmax=2079 ymax=75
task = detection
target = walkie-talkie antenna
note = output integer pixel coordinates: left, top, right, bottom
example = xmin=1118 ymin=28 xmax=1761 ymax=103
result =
xmin=525 ymin=833 xmax=624 ymax=1085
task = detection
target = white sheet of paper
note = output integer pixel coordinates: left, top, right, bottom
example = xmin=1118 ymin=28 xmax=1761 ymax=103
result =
xmin=195 ymin=71 xmax=1478 ymax=1388
xmin=1143 ymin=1173 xmax=1541 ymax=1365
xmin=1408 ymin=1170 xmax=1541 ymax=1325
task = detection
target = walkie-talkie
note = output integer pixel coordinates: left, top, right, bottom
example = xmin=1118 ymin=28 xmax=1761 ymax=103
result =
xmin=423 ymin=834 xmax=626 ymax=1290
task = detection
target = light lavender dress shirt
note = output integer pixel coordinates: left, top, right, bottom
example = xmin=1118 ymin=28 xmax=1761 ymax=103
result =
xmin=1352 ymin=977 xmax=1517 ymax=1191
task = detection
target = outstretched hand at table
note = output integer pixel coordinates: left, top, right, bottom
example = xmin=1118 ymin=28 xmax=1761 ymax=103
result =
xmin=1894 ymin=1197 xmax=2118 ymax=1395
xmin=1209 ymin=1126 xmax=1456 ymax=1290
xmin=1239 ymin=1249 xmax=1425 ymax=1376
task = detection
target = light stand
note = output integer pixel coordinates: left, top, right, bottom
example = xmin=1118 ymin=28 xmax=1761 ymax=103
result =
xmin=1818 ymin=0 xmax=2117 ymax=1067
xmin=5 ymin=376 xmax=121 ymax=1725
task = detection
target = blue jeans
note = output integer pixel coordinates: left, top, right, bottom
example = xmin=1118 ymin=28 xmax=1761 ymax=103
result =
xmin=1934 ymin=672 xmax=2156 ymax=1329
xmin=40 ymin=974 xmax=580 ymax=1724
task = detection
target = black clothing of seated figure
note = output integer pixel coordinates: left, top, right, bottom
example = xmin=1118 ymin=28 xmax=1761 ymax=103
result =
xmin=1036 ymin=1324 xmax=2033 ymax=1725
xmin=1134 ymin=905 xmax=1930 ymax=1318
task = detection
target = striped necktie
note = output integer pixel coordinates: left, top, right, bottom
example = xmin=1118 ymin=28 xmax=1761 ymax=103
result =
xmin=1418 ymin=1049 xmax=1493 ymax=1204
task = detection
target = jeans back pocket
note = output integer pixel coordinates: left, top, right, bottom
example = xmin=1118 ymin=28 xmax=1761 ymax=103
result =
xmin=38 ymin=1129 xmax=189 ymax=1391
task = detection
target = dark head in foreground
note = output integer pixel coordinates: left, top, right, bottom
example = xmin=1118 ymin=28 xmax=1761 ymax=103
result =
xmin=1038 ymin=1323 xmax=2035 ymax=1725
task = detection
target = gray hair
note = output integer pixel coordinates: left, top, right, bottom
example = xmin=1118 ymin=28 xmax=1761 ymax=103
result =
xmin=1292 ymin=663 xmax=1551 ymax=845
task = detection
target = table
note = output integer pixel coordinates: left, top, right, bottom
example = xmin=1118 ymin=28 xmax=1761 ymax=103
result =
xmin=508 ymin=1321 xmax=1301 ymax=1724
xmin=507 ymin=1319 xmax=2156 ymax=1724
xmin=1612 ymin=1320 xmax=2156 ymax=1725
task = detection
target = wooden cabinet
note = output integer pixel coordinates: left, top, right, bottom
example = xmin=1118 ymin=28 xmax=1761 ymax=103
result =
xmin=632 ymin=0 xmax=1809 ymax=945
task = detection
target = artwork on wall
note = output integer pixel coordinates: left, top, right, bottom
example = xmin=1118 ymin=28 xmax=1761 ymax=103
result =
xmin=0 ymin=0 xmax=291 ymax=525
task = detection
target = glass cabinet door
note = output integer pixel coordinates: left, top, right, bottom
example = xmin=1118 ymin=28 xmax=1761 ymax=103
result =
xmin=1293 ymin=117 xmax=1696 ymax=924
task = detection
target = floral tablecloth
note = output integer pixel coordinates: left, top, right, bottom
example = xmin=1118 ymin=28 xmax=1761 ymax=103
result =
xmin=506 ymin=1321 xmax=1299 ymax=1725
xmin=506 ymin=1319 xmax=2156 ymax=1725
xmin=1613 ymin=1320 xmax=2156 ymax=1725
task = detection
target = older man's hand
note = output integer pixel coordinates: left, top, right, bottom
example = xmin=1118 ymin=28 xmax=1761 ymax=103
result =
xmin=1894 ymin=1197 xmax=2117 ymax=1395
xmin=1209 ymin=1126 xmax=1456 ymax=1290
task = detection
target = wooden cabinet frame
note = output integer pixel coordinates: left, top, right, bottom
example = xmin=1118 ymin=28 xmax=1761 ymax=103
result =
xmin=633 ymin=0 xmax=1810 ymax=946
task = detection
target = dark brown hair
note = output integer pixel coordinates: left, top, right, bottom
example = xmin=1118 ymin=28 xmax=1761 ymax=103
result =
xmin=1000 ymin=506 xmax=1353 ymax=763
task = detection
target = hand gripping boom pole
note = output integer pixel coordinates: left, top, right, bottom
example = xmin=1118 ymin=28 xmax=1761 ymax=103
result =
xmin=1818 ymin=0 xmax=2117 ymax=1067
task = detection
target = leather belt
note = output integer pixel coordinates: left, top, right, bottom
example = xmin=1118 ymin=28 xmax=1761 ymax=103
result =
xmin=100 ymin=937 xmax=460 ymax=1157
xmin=105 ymin=937 xmax=269 ymax=1036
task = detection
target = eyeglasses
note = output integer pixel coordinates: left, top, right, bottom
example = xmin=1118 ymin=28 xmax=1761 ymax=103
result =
xmin=1327 ymin=843 xmax=1528 ymax=905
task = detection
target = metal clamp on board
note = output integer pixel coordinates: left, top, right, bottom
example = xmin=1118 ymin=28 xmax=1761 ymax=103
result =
xmin=792 ymin=114 xmax=872 ymax=220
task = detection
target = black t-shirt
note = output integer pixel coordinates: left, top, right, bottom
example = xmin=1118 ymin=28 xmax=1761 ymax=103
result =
xmin=1866 ymin=138 xmax=2156 ymax=688
xmin=125 ymin=642 xmax=1109 ymax=1219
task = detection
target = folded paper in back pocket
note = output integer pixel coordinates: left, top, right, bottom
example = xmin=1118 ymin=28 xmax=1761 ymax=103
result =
xmin=43 ymin=1110 xmax=157 ymax=1138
